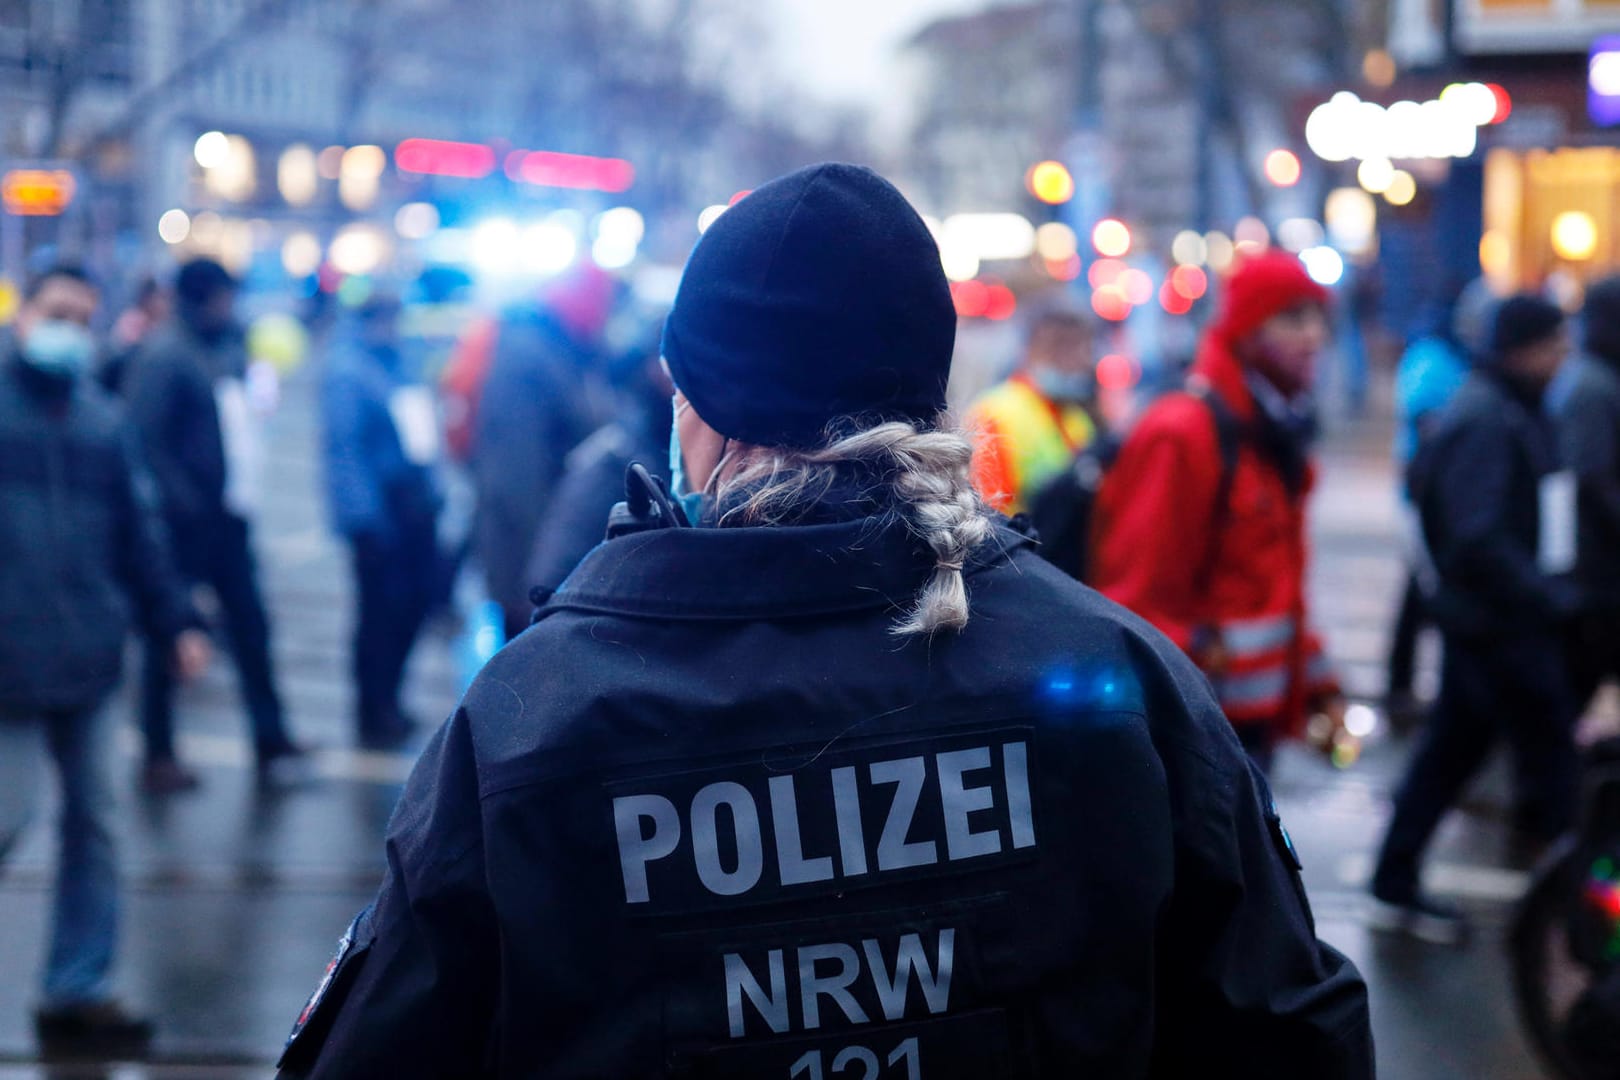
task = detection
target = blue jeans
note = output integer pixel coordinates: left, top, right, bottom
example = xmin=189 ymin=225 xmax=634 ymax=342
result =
xmin=0 ymin=706 xmax=120 ymax=1006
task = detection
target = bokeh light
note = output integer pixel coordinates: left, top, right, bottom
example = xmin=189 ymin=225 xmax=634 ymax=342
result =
xmin=1172 ymin=230 xmax=1207 ymax=266
xmin=157 ymin=208 xmax=191 ymax=244
xmin=1087 ymin=257 xmax=1126 ymax=289
xmin=1301 ymin=246 xmax=1346 ymax=286
xmin=1357 ymin=157 xmax=1395 ymax=194
xmin=1035 ymin=221 xmax=1078 ymax=261
xmin=277 ymin=144 xmax=318 ymax=206
xmin=1091 ymin=284 xmax=1132 ymax=322
xmin=1170 ymin=264 xmax=1208 ymax=300
xmin=193 ymin=131 xmax=229 ymax=169
xmin=1552 ymin=211 xmax=1599 ymax=260
xmin=1026 ymin=160 xmax=1075 ymax=205
xmin=1160 ymin=280 xmax=1193 ymax=315
xmin=394 ymin=202 xmax=441 ymax=240
xmin=281 ymin=231 xmax=322 ymax=277
xmin=1384 ymin=170 xmax=1417 ymax=207
xmin=1264 ymin=149 xmax=1302 ymax=187
xmin=1092 ymin=218 xmax=1131 ymax=258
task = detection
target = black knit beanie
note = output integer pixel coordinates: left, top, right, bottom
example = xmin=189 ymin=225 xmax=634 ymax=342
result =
xmin=1489 ymin=294 xmax=1564 ymax=361
xmin=662 ymin=163 xmax=956 ymax=449
xmin=1583 ymin=275 xmax=1620 ymax=365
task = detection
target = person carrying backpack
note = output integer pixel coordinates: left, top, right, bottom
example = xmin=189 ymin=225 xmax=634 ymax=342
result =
xmin=1090 ymin=251 xmax=1344 ymax=770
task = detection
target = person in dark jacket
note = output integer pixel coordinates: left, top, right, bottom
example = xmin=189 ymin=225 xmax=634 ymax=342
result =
xmin=279 ymin=164 xmax=1371 ymax=1080
xmin=1384 ymin=278 xmax=1497 ymax=727
xmin=123 ymin=259 xmax=307 ymax=790
xmin=524 ymin=344 xmax=673 ymax=594
xmin=1370 ymin=294 xmax=1581 ymax=945
xmin=472 ymin=269 xmax=612 ymax=639
xmin=0 ymin=266 xmax=211 ymax=1057
xmin=321 ymin=295 xmax=442 ymax=746
xmin=1555 ymin=275 xmax=1620 ymax=708
xmin=96 ymin=275 xmax=169 ymax=395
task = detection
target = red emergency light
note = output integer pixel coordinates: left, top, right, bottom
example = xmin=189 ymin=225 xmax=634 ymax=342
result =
xmin=984 ymin=282 xmax=1017 ymax=321
xmin=504 ymin=150 xmax=634 ymax=193
xmin=950 ymin=279 xmax=989 ymax=318
xmin=394 ymin=138 xmax=497 ymax=179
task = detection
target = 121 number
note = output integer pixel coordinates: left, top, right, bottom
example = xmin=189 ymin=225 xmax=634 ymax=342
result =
xmin=789 ymin=1036 xmax=920 ymax=1080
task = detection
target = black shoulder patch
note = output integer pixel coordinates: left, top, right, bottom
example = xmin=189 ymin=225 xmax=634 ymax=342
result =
xmin=277 ymin=907 xmax=374 ymax=1072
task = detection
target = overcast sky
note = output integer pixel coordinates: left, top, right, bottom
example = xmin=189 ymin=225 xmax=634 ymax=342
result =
xmin=768 ymin=0 xmax=988 ymax=108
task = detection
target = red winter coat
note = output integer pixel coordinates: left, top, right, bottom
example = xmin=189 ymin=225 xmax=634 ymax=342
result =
xmin=1089 ymin=337 xmax=1337 ymax=737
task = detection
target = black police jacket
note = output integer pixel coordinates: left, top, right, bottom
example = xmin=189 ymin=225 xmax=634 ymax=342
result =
xmin=279 ymin=515 xmax=1371 ymax=1079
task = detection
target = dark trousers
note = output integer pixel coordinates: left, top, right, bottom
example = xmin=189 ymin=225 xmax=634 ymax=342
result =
xmin=351 ymin=517 xmax=437 ymax=735
xmin=1372 ymin=633 xmax=1579 ymax=901
xmin=142 ymin=515 xmax=289 ymax=762
xmin=1386 ymin=572 xmax=1428 ymax=699
xmin=1568 ymin=607 xmax=1620 ymax=711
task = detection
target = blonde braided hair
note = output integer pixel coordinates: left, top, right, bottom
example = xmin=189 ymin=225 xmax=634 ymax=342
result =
xmin=710 ymin=415 xmax=995 ymax=636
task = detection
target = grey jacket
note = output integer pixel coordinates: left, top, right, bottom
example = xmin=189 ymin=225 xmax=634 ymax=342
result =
xmin=0 ymin=352 xmax=199 ymax=712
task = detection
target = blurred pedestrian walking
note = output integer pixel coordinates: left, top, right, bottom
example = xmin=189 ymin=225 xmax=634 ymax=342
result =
xmin=123 ymin=258 xmax=309 ymax=791
xmin=1554 ymin=275 xmax=1620 ymax=712
xmin=524 ymin=331 xmax=672 ymax=595
xmin=967 ymin=305 xmax=1099 ymax=516
xmin=1370 ymin=295 xmax=1581 ymax=945
xmin=95 ymin=275 xmax=169 ymax=395
xmin=320 ymin=295 xmax=442 ymax=748
xmin=1384 ymin=279 xmax=1497 ymax=728
xmin=0 ymin=265 xmax=211 ymax=1057
xmin=1090 ymin=251 xmax=1343 ymax=771
xmin=470 ymin=268 xmax=613 ymax=638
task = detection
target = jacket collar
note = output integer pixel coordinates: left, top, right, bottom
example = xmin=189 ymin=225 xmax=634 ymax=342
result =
xmin=1482 ymin=366 xmax=1550 ymax=412
xmin=2 ymin=346 xmax=77 ymax=407
xmin=547 ymin=516 xmax=1033 ymax=620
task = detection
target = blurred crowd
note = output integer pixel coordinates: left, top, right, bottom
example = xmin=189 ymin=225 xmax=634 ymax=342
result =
xmin=0 ymin=240 xmax=1616 ymax=1055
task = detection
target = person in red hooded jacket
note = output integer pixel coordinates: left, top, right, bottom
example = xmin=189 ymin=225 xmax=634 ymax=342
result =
xmin=1090 ymin=251 xmax=1345 ymax=769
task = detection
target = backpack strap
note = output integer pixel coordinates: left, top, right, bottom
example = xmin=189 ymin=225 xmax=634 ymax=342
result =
xmin=1187 ymin=378 xmax=1245 ymax=596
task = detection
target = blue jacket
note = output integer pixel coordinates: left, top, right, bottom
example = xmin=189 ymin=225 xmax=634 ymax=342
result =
xmin=1393 ymin=335 xmax=1470 ymax=467
xmin=279 ymin=514 xmax=1371 ymax=1079
xmin=320 ymin=339 xmax=439 ymax=542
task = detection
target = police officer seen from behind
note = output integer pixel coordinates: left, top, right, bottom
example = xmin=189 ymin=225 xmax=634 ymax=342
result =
xmin=1370 ymin=294 xmax=1581 ymax=945
xmin=278 ymin=164 xmax=1371 ymax=1079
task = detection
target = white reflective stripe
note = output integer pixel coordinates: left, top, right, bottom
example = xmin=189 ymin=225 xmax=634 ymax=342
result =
xmin=1219 ymin=667 xmax=1290 ymax=709
xmin=1220 ymin=615 xmax=1298 ymax=656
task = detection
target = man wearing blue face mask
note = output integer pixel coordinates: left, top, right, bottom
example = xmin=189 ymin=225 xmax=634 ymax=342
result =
xmin=967 ymin=306 xmax=1099 ymax=516
xmin=0 ymin=265 xmax=212 ymax=1057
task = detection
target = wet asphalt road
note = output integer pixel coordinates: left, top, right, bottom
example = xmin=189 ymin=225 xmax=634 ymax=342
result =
xmin=0 ymin=371 xmax=1571 ymax=1078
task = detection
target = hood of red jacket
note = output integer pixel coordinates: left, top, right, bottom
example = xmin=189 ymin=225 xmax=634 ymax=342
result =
xmin=1191 ymin=333 xmax=1257 ymax=423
